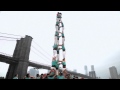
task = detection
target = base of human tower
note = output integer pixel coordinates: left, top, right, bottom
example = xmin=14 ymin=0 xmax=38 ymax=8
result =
xmin=49 ymin=12 xmax=68 ymax=79
xmin=51 ymin=56 xmax=67 ymax=75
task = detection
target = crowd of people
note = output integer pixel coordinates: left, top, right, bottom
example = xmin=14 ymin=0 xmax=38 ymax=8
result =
xmin=13 ymin=69 xmax=84 ymax=79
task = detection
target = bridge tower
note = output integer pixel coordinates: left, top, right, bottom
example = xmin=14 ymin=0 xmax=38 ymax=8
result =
xmin=6 ymin=35 xmax=32 ymax=79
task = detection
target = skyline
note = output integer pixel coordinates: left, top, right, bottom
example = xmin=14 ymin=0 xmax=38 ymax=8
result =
xmin=0 ymin=11 xmax=120 ymax=78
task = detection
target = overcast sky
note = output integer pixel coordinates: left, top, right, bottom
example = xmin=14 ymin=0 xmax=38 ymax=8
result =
xmin=0 ymin=11 xmax=120 ymax=79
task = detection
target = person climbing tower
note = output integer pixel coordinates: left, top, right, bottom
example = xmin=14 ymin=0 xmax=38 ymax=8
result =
xmin=53 ymin=43 xmax=58 ymax=57
xmin=62 ymin=30 xmax=65 ymax=44
xmin=51 ymin=56 xmax=61 ymax=75
xmin=54 ymin=30 xmax=61 ymax=45
xmin=59 ymin=44 xmax=66 ymax=60
xmin=56 ymin=12 xmax=62 ymax=22
xmin=52 ymin=12 xmax=67 ymax=77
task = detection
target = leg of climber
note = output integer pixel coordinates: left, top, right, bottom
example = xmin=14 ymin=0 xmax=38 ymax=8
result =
xmin=51 ymin=56 xmax=61 ymax=77
xmin=56 ymin=49 xmax=59 ymax=60
xmin=54 ymin=31 xmax=60 ymax=45
xmin=60 ymin=44 xmax=66 ymax=71
xmin=62 ymin=31 xmax=65 ymax=45
xmin=53 ymin=44 xmax=58 ymax=57
xmin=55 ymin=49 xmax=61 ymax=76
xmin=62 ymin=44 xmax=66 ymax=59
xmin=51 ymin=56 xmax=57 ymax=69
xmin=57 ymin=34 xmax=62 ymax=45
xmin=57 ymin=36 xmax=59 ymax=45
xmin=59 ymin=44 xmax=66 ymax=60
xmin=61 ymin=22 xmax=64 ymax=28
xmin=55 ymin=21 xmax=60 ymax=33
xmin=62 ymin=58 xmax=66 ymax=69
xmin=55 ymin=60 xmax=60 ymax=76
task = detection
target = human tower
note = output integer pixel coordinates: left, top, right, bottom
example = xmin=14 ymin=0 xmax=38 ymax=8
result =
xmin=51 ymin=12 xmax=66 ymax=75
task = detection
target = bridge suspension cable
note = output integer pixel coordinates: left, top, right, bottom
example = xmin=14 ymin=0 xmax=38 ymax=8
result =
xmin=31 ymin=45 xmax=51 ymax=63
xmin=0 ymin=32 xmax=23 ymax=37
xmin=0 ymin=39 xmax=17 ymax=41
xmin=31 ymin=49 xmax=51 ymax=64
xmin=33 ymin=40 xmax=52 ymax=58
xmin=0 ymin=35 xmax=20 ymax=40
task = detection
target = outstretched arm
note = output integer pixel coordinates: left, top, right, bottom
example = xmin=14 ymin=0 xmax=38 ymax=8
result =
xmin=58 ymin=60 xmax=63 ymax=62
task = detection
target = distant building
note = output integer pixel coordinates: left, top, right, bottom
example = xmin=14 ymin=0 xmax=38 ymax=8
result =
xmin=91 ymin=71 xmax=96 ymax=78
xmin=89 ymin=71 xmax=96 ymax=78
xmin=29 ymin=68 xmax=39 ymax=78
xmin=89 ymin=71 xmax=92 ymax=77
xmin=109 ymin=66 xmax=119 ymax=79
xmin=84 ymin=65 xmax=88 ymax=76
xmin=118 ymin=74 xmax=120 ymax=79
xmin=89 ymin=65 xmax=96 ymax=78
xmin=91 ymin=65 xmax=94 ymax=71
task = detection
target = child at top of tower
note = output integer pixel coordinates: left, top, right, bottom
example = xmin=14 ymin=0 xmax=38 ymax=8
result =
xmin=56 ymin=12 xmax=62 ymax=22
xmin=57 ymin=12 xmax=62 ymax=18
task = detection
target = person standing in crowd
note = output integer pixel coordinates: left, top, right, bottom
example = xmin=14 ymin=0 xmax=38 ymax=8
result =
xmin=57 ymin=72 xmax=65 ymax=79
xmin=48 ymin=68 xmax=56 ymax=79
xmin=36 ymin=74 xmax=40 ymax=79
xmin=25 ymin=73 xmax=31 ymax=79
xmin=40 ymin=74 xmax=43 ymax=79
xmin=13 ymin=74 xmax=18 ymax=79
